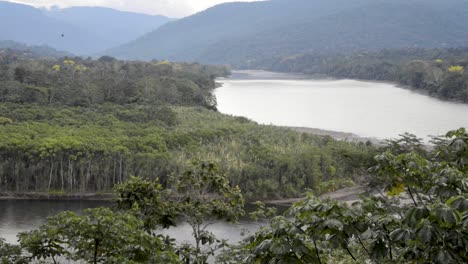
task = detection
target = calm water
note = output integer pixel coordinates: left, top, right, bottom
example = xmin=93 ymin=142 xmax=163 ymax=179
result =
xmin=215 ymin=73 xmax=468 ymax=140
xmin=0 ymin=200 xmax=109 ymax=244
xmin=0 ymin=200 xmax=261 ymax=245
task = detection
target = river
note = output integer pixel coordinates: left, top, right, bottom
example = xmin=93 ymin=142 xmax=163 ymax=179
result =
xmin=215 ymin=71 xmax=468 ymax=140
xmin=0 ymin=199 xmax=263 ymax=246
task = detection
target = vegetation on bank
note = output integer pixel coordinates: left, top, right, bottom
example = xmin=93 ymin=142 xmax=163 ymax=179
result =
xmin=0 ymin=50 xmax=374 ymax=199
xmin=251 ymin=47 xmax=468 ymax=103
xmin=0 ymin=104 xmax=373 ymax=199
xmin=0 ymin=129 xmax=466 ymax=263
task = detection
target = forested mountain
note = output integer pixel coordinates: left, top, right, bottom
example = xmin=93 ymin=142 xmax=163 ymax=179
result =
xmin=107 ymin=0 xmax=468 ymax=64
xmin=0 ymin=1 xmax=172 ymax=55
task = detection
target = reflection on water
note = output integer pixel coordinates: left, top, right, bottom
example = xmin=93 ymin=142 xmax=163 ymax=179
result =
xmin=0 ymin=199 xmax=109 ymax=244
xmin=0 ymin=200 xmax=274 ymax=245
xmin=215 ymin=76 xmax=468 ymax=140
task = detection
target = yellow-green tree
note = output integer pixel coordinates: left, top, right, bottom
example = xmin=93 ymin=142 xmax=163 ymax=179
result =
xmin=448 ymin=65 xmax=464 ymax=73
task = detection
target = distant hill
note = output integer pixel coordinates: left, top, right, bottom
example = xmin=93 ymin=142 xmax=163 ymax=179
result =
xmin=0 ymin=1 xmax=172 ymax=55
xmin=44 ymin=6 xmax=173 ymax=50
xmin=106 ymin=0 xmax=468 ymax=65
xmin=0 ymin=40 xmax=72 ymax=58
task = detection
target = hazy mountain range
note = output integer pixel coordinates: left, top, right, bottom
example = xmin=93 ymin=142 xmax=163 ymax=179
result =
xmin=2 ymin=0 xmax=468 ymax=65
xmin=106 ymin=0 xmax=468 ymax=65
xmin=0 ymin=1 xmax=172 ymax=55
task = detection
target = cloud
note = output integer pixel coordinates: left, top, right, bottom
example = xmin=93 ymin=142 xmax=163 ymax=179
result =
xmin=4 ymin=0 xmax=262 ymax=17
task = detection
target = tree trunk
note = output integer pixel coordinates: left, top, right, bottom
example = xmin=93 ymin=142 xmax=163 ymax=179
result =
xmin=47 ymin=157 xmax=55 ymax=191
xmin=60 ymin=158 xmax=64 ymax=191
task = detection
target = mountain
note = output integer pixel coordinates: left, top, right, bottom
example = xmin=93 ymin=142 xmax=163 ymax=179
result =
xmin=106 ymin=0 xmax=468 ymax=65
xmin=44 ymin=6 xmax=173 ymax=50
xmin=0 ymin=1 xmax=100 ymax=55
xmin=0 ymin=40 xmax=72 ymax=58
xmin=0 ymin=1 xmax=172 ymax=55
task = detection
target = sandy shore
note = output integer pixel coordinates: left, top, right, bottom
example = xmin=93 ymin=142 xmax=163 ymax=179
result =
xmin=285 ymin=126 xmax=383 ymax=145
xmin=265 ymin=186 xmax=370 ymax=206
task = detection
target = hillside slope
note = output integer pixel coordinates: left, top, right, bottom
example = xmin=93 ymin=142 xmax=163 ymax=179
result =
xmin=0 ymin=1 xmax=172 ymax=55
xmin=107 ymin=0 xmax=468 ymax=64
xmin=45 ymin=6 xmax=173 ymax=49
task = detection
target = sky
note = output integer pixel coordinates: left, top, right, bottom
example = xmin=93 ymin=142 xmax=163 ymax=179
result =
xmin=3 ymin=0 xmax=263 ymax=17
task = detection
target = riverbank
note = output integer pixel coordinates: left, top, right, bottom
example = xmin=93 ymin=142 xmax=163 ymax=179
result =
xmin=0 ymin=186 xmax=369 ymax=204
xmin=286 ymin=126 xmax=383 ymax=145
xmin=0 ymin=192 xmax=114 ymax=200
xmin=265 ymin=186 xmax=370 ymax=206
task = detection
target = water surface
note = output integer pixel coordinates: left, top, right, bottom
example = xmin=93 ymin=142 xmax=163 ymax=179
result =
xmin=216 ymin=73 xmax=468 ymax=140
xmin=0 ymin=199 xmax=108 ymax=244
xmin=0 ymin=200 xmax=260 ymax=245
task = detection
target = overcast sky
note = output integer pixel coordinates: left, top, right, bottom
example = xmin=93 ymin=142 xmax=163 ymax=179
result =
xmin=4 ymin=0 xmax=263 ymax=17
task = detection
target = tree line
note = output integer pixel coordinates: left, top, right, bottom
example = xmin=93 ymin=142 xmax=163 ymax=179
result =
xmin=0 ymin=50 xmax=374 ymax=199
xmin=0 ymin=104 xmax=373 ymax=199
xmin=248 ymin=47 xmax=468 ymax=103
xmin=0 ymin=52 xmax=229 ymax=109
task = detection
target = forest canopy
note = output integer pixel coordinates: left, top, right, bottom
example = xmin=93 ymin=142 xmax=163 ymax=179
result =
xmin=0 ymin=50 xmax=374 ymax=199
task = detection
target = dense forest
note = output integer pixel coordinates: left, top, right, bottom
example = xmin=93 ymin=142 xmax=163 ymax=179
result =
xmin=0 ymin=129 xmax=466 ymax=263
xmin=0 ymin=50 xmax=374 ymax=199
xmin=250 ymin=47 xmax=468 ymax=102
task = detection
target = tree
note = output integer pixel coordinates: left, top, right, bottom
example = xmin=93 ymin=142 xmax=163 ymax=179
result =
xmin=0 ymin=238 xmax=27 ymax=264
xmin=19 ymin=208 xmax=178 ymax=263
xmin=14 ymin=66 xmax=27 ymax=83
xmin=174 ymin=162 xmax=245 ymax=263
xmin=115 ymin=162 xmax=245 ymax=264
xmin=448 ymin=65 xmax=464 ymax=73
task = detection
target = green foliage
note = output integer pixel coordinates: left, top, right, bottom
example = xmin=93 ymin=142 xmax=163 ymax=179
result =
xmin=0 ymin=103 xmax=374 ymax=198
xmin=0 ymin=50 xmax=228 ymax=108
xmin=115 ymin=162 xmax=245 ymax=263
xmin=0 ymin=50 xmax=374 ymax=199
xmin=4 ymin=129 xmax=467 ymax=263
xmin=0 ymin=116 xmax=12 ymax=125
xmin=0 ymin=238 xmax=27 ymax=264
xmin=19 ymin=208 xmax=179 ymax=263
xmin=241 ymin=129 xmax=468 ymax=263
xmin=175 ymin=162 xmax=245 ymax=263
xmin=115 ymin=176 xmax=177 ymax=230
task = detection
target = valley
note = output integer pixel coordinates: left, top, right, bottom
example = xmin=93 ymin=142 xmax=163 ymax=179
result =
xmin=0 ymin=0 xmax=467 ymax=263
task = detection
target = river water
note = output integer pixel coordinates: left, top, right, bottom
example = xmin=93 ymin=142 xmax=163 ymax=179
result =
xmin=0 ymin=200 xmax=108 ymax=244
xmin=0 ymin=199 xmax=262 ymax=246
xmin=215 ymin=71 xmax=468 ymax=140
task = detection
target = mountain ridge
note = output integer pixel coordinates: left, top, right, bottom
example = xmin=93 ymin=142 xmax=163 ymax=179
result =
xmin=106 ymin=0 xmax=468 ymax=65
xmin=0 ymin=1 xmax=173 ymax=55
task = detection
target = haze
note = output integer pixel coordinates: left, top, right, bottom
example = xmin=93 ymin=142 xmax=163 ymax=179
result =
xmin=2 ymin=0 xmax=264 ymax=17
